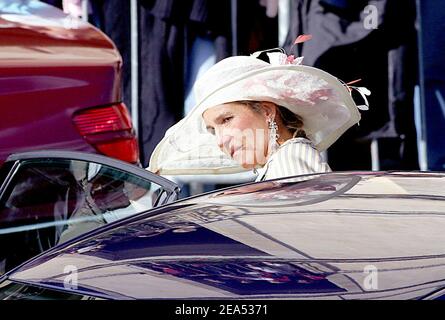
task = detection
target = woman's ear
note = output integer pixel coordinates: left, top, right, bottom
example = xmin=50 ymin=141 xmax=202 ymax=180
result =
xmin=260 ymin=102 xmax=277 ymax=120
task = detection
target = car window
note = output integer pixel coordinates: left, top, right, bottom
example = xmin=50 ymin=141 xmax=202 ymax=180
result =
xmin=0 ymin=158 xmax=166 ymax=275
xmin=0 ymin=162 xmax=14 ymax=189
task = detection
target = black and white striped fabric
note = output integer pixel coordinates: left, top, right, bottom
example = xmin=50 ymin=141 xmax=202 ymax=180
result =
xmin=256 ymin=138 xmax=331 ymax=182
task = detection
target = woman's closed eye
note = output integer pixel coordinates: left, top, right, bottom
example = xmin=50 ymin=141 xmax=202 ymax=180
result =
xmin=205 ymin=114 xmax=233 ymax=135
xmin=220 ymin=116 xmax=233 ymax=125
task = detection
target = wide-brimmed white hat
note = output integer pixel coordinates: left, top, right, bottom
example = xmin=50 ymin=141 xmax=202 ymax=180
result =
xmin=148 ymin=52 xmax=368 ymax=175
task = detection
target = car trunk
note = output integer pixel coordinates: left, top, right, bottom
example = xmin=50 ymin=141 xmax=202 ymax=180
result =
xmin=0 ymin=1 xmax=129 ymax=163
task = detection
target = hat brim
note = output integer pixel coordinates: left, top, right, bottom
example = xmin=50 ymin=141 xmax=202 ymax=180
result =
xmin=149 ymin=64 xmax=360 ymax=175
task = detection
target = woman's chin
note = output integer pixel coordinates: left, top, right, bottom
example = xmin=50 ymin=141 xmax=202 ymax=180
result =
xmin=231 ymin=151 xmax=253 ymax=169
xmin=237 ymin=156 xmax=258 ymax=170
xmin=232 ymin=150 xmax=265 ymax=169
xmin=240 ymin=162 xmax=255 ymax=170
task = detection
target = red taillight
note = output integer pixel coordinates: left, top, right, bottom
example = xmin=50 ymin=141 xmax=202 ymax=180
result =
xmin=94 ymin=138 xmax=139 ymax=163
xmin=73 ymin=103 xmax=132 ymax=136
xmin=73 ymin=103 xmax=139 ymax=164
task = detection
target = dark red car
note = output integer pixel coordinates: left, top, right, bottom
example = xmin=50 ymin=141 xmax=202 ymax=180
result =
xmin=0 ymin=0 xmax=139 ymax=165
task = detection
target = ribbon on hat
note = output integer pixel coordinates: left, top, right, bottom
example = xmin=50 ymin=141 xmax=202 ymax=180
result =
xmin=341 ymin=79 xmax=371 ymax=111
xmin=266 ymin=52 xmax=304 ymax=65
xmin=251 ymin=34 xmax=313 ymax=66
xmin=352 ymin=87 xmax=371 ymax=111
xmin=251 ymin=35 xmax=371 ymax=112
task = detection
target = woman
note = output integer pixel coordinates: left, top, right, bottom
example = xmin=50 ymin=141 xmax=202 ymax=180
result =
xmin=202 ymin=99 xmax=330 ymax=181
xmin=149 ymin=50 xmax=368 ymax=181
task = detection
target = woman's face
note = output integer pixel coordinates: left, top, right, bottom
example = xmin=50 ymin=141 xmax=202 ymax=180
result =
xmin=202 ymin=102 xmax=272 ymax=169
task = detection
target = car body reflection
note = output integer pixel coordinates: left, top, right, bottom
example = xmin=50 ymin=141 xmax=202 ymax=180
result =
xmin=1 ymin=172 xmax=445 ymax=299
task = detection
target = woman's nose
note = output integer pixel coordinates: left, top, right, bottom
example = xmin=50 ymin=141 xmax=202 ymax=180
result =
xmin=216 ymin=131 xmax=232 ymax=152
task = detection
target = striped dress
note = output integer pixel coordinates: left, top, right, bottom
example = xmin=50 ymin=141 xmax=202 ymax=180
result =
xmin=255 ymin=137 xmax=331 ymax=182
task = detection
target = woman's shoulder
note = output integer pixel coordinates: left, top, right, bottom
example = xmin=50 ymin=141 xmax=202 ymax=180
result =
xmin=266 ymin=137 xmax=322 ymax=170
xmin=259 ymin=137 xmax=330 ymax=181
xmin=271 ymin=137 xmax=316 ymax=159
xmin=280 ymin=137 xmax=314 ymax=147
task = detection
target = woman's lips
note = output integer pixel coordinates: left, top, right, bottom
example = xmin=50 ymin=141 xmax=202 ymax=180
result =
xmin=230 ymin=146 xmax=241 ymax=158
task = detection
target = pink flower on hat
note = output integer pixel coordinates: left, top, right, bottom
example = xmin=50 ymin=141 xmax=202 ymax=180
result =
xmin=266 ymin=52 xmax=304 ymax=66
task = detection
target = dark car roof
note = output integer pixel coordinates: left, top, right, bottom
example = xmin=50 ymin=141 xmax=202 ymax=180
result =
xmin=5 ymin=172 xmax=445 ymax=299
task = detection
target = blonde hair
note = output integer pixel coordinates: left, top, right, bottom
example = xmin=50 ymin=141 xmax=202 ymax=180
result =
xmin=240 ymin=101 xmax=308 ymax=139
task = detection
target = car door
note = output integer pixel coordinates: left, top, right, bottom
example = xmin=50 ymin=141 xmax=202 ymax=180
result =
xmin=0 ymin=151 xmax=179 ymax=274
